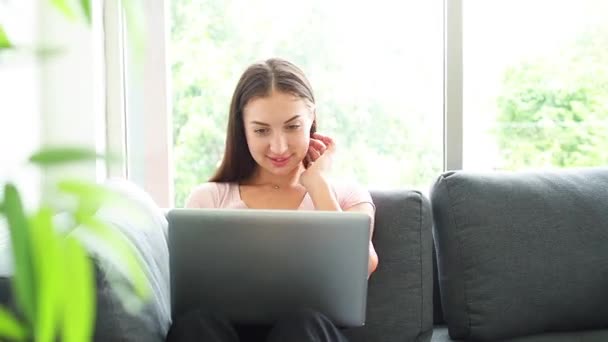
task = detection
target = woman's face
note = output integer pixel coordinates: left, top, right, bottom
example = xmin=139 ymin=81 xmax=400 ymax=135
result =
xmin=242 ymin=90 xmax=314 ymax=177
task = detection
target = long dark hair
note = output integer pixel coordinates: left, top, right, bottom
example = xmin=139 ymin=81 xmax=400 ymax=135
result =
xmin=210 ymin=58 xmax=317 ymax=183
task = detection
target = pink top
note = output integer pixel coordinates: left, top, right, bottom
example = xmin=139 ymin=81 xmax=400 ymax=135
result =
xmin=185 ymin=182 xmax=375 ymax=211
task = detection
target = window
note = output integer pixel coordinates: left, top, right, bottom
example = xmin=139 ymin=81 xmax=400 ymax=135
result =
xmin=170 ymin=0 xmax=444 ymax=206
xmin=463 ymin=0 xmax=608 ymax=170
xmin=117 ymin=0 xmax=608 ymax=207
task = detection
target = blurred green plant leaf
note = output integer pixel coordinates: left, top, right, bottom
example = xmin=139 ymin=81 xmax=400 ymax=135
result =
xmin=57 ymin=180 xmax=116 ymax=201
xmin=30 ymin=208 xmax=62 ymax=342
xmin=57 ymin=180 xmax=122 ymax=217
xmin=80 ymin=0 xmax=92 ymax=25
xmin=81 ymin=217 xmax=150 ymax=299
xmin=29 ymin=147 xmax=105 ymax=167
xmin=0 ymin=306 xmax=27 ymax=341
xmin=34 ymin=46 xmax=65 ymax=58
xmin=122 ymin=0 xmax=146 ymax=63
xmin=0 ymin=24 xmax=12 ymax=50
xmin=49 ymin=0 xmax=78 ymax=21
xmin=62 ymin=237 xmax=95 ymax=342
xmin=3 ymin=184 xmax=36 ymax=325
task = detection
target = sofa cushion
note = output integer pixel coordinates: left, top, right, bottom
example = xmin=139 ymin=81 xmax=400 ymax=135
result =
xmin=504 ymin=329 xmax=608 ymax=342
xmin=93 ymin=262 xmax=165 ymax=342
xmin=431 ymin=167 xmax=608 ymax=341
xmin=431 ymin=327 xmax=608 ymax=342
xmin=344 ymin=190 xmax=434 ymax=342
xmin=82 ymin=178 xmax=171 ymax=341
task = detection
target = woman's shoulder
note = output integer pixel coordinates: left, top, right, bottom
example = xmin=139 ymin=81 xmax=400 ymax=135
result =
xmin=331 ymin=181 xmax=375 ymax=211
xmin=184 ymin=182 xmax=236 ymax=208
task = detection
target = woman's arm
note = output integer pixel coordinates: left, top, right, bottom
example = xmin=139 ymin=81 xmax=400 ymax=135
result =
xmin=303 ymin=175 xmax=378 ymax=277
xmin=346 ymin=203 xmax=378 ymax=277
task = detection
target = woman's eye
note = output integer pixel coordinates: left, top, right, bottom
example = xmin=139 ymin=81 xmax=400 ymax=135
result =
xmin=286 ymin=124 xmax=301 ymax=130
xmin=254 ymin=128 xmax=269 ymax=135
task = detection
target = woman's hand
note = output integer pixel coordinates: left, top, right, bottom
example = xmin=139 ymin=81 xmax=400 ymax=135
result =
xmin=300 ymin=133 xmax=335 ymax=188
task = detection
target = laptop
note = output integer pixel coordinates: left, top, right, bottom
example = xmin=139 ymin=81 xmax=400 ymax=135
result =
xmin=168 ymin=208 xmax=370 ymax=327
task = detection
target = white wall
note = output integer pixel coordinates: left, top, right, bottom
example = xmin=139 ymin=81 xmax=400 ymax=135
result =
xmin=0 ymin=1 xmax=42 ymax=210
xmin=0 ymin=1 xmax=41 ymax=273
xmin=38 ymin=1 xmax=104 ymax=195
xmin=0 ymin=1 xmax=105 ymax=206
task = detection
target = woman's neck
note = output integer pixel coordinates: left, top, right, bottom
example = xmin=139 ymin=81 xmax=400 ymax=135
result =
xmin=246 ymin=164 xmax=304 ymax=188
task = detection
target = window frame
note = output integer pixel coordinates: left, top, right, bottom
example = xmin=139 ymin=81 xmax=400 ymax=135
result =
xmin=104 ymin=0 xmax=174 ymax=207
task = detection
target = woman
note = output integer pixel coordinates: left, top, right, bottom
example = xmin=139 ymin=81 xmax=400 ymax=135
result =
xmin=167 ymin=58 xmax=378 ymax=342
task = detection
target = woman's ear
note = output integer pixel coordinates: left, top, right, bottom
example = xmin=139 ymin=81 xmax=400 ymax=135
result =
xmin=310 ymin=110 xmax=317 ymax=137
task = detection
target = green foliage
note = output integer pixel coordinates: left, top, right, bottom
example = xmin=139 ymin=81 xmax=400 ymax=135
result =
xmin=1 ymin=2 xmax=149 ymax=341
xmin=29 ymin=208 xmax=61 ymax=342
xmin=61 ymin=237 xmax=95 ymax=342
xmin=80 ymin=0 xmax=92 ymax=24
xmin=29 ymin=147 xmax=105 ymax=167
xmin=0 ymin=25 xmax=12 ymax=50
xmin=49 ymin=0 xmax=79 ymax=20
xmin=496 ymin=28 xmax=608 ymax=169
xmin=0 ymin=147 xmax=151 ymax=342
xmin=4 ymin=184 xmax=37 ymax=326
xmin=0 ymin=306 xmax=27 ymax=341
xmin=48 ymin=0 xmax=91 ymax=23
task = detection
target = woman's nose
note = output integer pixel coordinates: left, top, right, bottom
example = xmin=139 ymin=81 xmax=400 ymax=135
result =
xmin=269 ymin=133 xmax=288 ymax=154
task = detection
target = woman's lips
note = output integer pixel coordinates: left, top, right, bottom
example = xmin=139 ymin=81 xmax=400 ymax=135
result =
xmin=268 ymin=155 xmax=290 ymax=167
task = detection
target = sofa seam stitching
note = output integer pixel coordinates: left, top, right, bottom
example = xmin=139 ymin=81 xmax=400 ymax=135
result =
xmin=442 ymin=175 xmax=472 ymax=337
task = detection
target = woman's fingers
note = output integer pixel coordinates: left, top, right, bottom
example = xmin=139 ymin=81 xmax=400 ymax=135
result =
xmin=308 ymin=146 xmax=321 ymax=161
xmin=307 ymin=134 xmax=335 ymax=165
xmin=312 ymin=133 xmax=335 ymax=150
xmin=309 ymin=138 xmax=327 ymax=154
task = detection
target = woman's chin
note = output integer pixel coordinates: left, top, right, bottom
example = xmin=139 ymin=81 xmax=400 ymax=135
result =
xmin=264 ymin=162 xmax=301 ymax=176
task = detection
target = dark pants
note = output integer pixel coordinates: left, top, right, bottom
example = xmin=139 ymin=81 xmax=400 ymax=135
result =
xmin=166 ymin=309 xmax=349 ymax=342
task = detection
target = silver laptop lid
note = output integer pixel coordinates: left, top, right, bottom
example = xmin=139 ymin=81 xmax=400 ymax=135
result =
xmin=168 ymin=208 xmax=370 ymax=327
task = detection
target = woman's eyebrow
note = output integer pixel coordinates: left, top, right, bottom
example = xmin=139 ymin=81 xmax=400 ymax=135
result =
xmin=284 ymin=115 xmax=300 ymax=124
xmin=250 ymin=115 xmax=301 ymax=126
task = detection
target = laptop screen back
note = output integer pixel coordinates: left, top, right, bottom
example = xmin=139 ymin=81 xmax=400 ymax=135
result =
xmin=168 ymin=208 xmax=370 ymax=327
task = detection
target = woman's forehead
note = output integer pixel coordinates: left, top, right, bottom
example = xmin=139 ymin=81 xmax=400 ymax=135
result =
xmin=244 ymin=93 xmax=313 ymax=123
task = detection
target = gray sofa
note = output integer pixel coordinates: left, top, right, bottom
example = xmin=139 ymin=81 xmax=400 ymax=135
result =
xmin=1 ymin=167 xmax=607 ymax=341
xmin=0 ymin=189 xmax=436 ymax=342
xmin=430 ymin=167 xmax=608 ymax=342
xmin=344 ymin=190 xmax=434 ymax=341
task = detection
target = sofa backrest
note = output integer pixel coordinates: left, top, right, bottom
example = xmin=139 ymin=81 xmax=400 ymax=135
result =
xmin=431 ymin=167 xmax=608 ymax=341
xmin=345 ymin=190 xmax=434 ymax=342
xmin=1 ymin=189 xmax=437 ymax=342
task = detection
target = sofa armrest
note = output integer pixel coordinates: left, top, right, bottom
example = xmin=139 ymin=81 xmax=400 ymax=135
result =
xmin=345 ymin=190 xmax=434 ymax=342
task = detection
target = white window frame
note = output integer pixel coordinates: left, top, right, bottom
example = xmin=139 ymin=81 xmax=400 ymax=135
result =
xmin=103 ymin=0 xmax=174 ymax=207
xmin=103 ymin=0 xmax=127 ymax=179
xmin=444 ymin=0 xmax=464 ymax=171
xmin=104 ymin=0 xmax=465 ymax=206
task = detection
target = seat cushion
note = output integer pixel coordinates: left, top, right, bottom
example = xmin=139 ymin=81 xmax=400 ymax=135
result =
xmin=431 ymin=167 xmax=608 ymax=341
xmin=502 ymin=329 xmax=608 ymax=342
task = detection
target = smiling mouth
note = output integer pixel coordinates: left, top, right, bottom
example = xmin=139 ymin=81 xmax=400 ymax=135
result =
xmin=268 ymin=155 xmax=291 ymax=166
xmin=269 ymin=156 xmax=289 ymax=161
